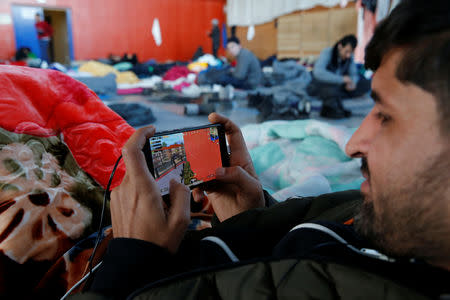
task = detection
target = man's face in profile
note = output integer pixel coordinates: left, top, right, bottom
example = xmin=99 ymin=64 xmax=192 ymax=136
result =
xmin=338 ymin=43 xmax=354 ymax=60
xmin=346 ymin=48 xmax=450 ymax=263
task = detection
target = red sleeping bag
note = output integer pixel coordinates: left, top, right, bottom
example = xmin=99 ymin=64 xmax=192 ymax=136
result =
xmin=0 ymin=66 xmax=134 ymax=297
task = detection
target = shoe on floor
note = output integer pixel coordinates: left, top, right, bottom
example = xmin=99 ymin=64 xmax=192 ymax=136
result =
xmin=336 ymin=98 xmax=352 ymax=117
xmin=320 ymin=105 xmax=349 ymax=119
xmin=343 ymin=108 xmax=352 ymax=118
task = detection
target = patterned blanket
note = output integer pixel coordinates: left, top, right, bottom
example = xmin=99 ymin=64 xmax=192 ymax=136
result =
xmin=0 ymin=66 xmax=135 ymax=298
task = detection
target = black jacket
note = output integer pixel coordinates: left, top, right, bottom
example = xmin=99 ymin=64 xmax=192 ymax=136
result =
xmin=79 ymin=191 xmax=450 ymax=300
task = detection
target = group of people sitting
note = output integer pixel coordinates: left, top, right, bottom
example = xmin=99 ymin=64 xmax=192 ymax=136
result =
xmin=216 ymin=33 xmax=370 ymax=119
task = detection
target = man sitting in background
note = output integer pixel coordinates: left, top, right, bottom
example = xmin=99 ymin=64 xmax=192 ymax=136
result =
xmin=219 ymin=37 xmax=262 ymax=90
xmin=307 ymin=34 xmax=371 ymax=119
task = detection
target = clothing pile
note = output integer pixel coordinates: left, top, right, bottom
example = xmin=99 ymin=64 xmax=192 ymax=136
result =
xmin=78 ymin=61 xmax=140 ymax=84
xmin=245 ymin=60 xmax=314 ymax=121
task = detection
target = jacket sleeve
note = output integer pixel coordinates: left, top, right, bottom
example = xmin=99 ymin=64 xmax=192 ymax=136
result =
xmin=88 ymin=238 xmax=174 ymax=299
xmin=232 ymin=51 xmax=250 ymax=80
xmin=313 ymin=48 xmax=345 ymax=84
xmin=263 ymin=189 xmax=278 ymax=207
xmin=348 ymin=58 xmax=360 ymax=85
xmin=186 ymin=190 xmax=362 ymax=260
xmin=210 ymin=190 xmax=277 ymax=227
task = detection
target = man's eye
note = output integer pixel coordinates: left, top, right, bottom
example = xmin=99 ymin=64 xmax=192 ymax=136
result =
xmin=376 ymin=112 xmax=391 ymax=124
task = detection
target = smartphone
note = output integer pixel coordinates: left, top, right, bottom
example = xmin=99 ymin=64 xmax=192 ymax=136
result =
xmin=143 ymin=124 xmax=229 ymax=196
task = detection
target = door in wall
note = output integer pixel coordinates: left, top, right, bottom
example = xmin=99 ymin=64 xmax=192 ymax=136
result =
xmin=11 ymin=5 xmax=43 ymax=59
xmin=12 ymin=5 xmax=74 ymax=64
xmin=44 ymin=9 xmax=74 ymax=64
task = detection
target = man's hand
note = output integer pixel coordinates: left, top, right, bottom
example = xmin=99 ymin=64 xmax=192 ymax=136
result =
xmin=111 ymin=126 xmax=190 ymax=254
xmin=343 ymin=75 xmax=353 ymax=84
xmin=345 ymin=82 xmax=356 ymax=91
xmin=343 ymin=76 xmax=356 ymax=91
xmin=192 ymin=113 xmax=264 ymax=222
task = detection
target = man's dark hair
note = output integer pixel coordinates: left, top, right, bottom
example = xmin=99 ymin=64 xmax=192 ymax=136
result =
xmin=365 ymin=0 xmax=450 ymax=133
xmin=330 ymin=34 xmax=358 ymax=67
xmin=337 ymin=34 xmax=358 ymax=49
xmin=227 ymin=37 xmax=240 ymax=45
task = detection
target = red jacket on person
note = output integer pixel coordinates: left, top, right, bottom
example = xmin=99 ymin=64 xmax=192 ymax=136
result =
xmin=35 ymin=21 xmax=53 ymax=39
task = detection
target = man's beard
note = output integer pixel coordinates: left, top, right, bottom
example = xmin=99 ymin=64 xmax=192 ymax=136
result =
xmin=354 ymin=151 xmax=450 ymax=265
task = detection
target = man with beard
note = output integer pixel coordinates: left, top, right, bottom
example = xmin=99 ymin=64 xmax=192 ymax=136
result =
xmin=81 ymin=1 xmax=449 ymax=299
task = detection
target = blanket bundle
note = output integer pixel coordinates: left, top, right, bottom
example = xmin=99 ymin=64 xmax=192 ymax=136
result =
xmin=241 ymin=120 xmax=364 ymax=200
xmin=0 ymin=66 xmax=217 ymax=298
xmin=0 ymin=66 xmax=135 ymax=297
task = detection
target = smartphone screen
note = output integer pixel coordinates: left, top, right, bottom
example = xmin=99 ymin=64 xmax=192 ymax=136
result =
xmin=148 ymin=126 xmax=224 ymax=196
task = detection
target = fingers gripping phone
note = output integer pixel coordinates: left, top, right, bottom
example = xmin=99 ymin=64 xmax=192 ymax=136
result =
xmin=143 ymin=124 xmax=229 ymax=197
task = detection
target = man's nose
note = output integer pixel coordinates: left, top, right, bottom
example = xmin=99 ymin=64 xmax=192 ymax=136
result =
xmin=345 ymin=110 xmax=377 ymax=158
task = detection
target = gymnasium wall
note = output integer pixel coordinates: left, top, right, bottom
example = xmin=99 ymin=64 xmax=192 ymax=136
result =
xmin=0 ymin=0 xmax=226 ymax=61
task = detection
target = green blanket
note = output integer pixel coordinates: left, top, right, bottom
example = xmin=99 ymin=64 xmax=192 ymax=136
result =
xmin=241 ymin=120 xmax=363 ymax=201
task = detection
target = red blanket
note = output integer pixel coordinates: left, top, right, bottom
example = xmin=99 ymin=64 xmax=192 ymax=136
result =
xmin=0 ymin=66 xmax=134 ymax=297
